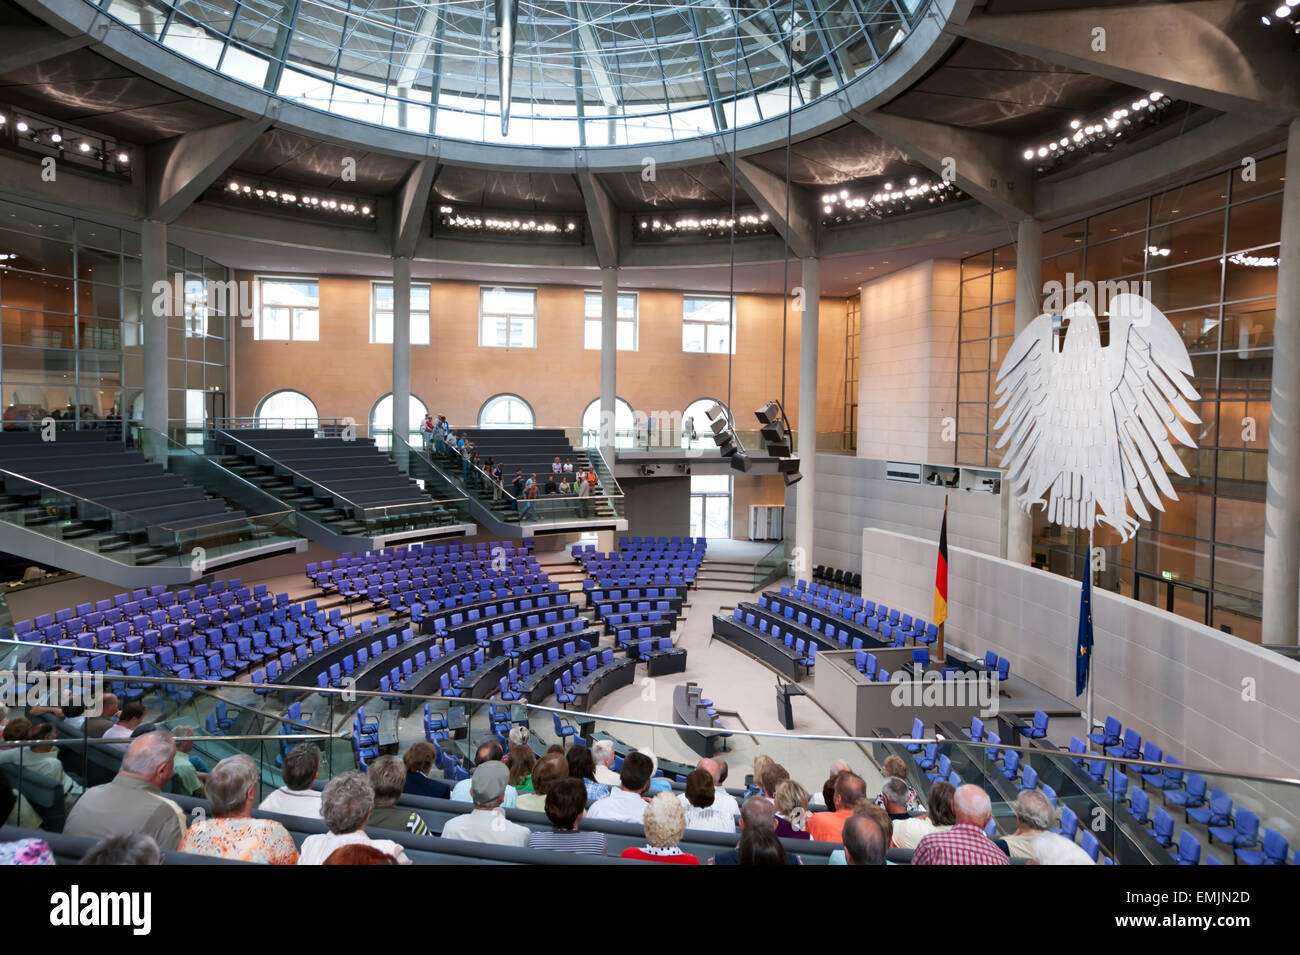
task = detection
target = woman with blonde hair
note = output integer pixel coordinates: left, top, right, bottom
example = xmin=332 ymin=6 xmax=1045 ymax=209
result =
xmin=620 ymin=792 xmax=700 ymax=864
xmin=773 ymin=778 xmax=812 ymax=840
xmin=749 ymin=754 xmax=775 ymax=800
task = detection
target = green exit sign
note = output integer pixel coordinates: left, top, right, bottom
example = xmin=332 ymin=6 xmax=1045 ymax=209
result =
xmin=1161 ymin=570 xmax=1174 ymax=580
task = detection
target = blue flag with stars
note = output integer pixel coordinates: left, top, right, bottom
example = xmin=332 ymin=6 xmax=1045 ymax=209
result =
xmin=1076 ymin=555 xmax=1094 ymax=697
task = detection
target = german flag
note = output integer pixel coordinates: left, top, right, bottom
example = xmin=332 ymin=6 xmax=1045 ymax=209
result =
xmin=933 ymin=497 xmax=949 ymax=626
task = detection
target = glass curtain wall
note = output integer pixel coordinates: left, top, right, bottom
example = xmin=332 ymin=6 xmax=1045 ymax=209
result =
xmin=955 ymin=154 xmax=1285 ymax=643
xmin=0 ymin=197 xmax=229 ymax=441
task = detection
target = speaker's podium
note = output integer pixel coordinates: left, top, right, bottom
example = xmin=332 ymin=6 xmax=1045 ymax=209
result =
xmin=775 ymin=680 xmax=805 ymax=730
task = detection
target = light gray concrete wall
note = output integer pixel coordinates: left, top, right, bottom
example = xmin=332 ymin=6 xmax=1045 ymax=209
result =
xmin=861 ymin=526 xmax=1300 ymax=792
xmin=786 ymin=453 xmax=1003 ymax=575
xmin=621 ymin=476 xmax=691 ymax=540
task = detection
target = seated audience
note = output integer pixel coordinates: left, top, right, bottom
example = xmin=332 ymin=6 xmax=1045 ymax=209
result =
xmin=842 ymin=813 xmax=888 ymax=865
xmin=911 ymin=785 xmax=1009 ymax=866
xmin=1005 ymin=789 xmax=1055 ymax=859
xmin=621 ymin=791 xmax=699 ymax=864
xmin=516 ymin=751 xmax=567 ymax=813
xmin=710 ymin=795 xmax=801 ymax=865
xmin=298 ymin=771 xmax=412 ymax=865
xmin=809 ymin=759 xmax=853 ymax=809
xmin=82 ymin=694 xmax=120 ymax=738
xmin=774 ymin=779 xmax=811 ymax=840
xmin=259 ymin=742 xmax=324 ymax=819
xmin=64 ymin=730 xmax=187 ymax=852
xmin=829 ymin=803 xmax=896 ymax=865
xmin=544 ymin=475 xmax=558 ymax=495
xmin=0 ymin=770 xmax=52 ymax=865
xmin=1030 ymin=830 xmax=1096 ymax=865
xmin=586 ymin=751 xmax=653 ymax=824
xmin=1 ymin=720 xmax=82 ymax=804
xmin=450 ymin=739 xmax=518 ymax=808
xmin=641 ymin=749 xmax=672 ymax=794
xmin=80 ymin=833 xmax=160 ymax=865
xmin=525 ymin=777 xmax=608 ymax=855
xmin=552 ymin=456 xmax=563 ymax=474
xmin=367 ymin=756 xmax=431 ymax=835
xmin=441 ymin=762 xmax=530 ymax=848
xmin=807 ymin=771 xmax=866 ymax=843
xmin=873 ymin=755 xmax=920 ymax=813
xmin=680 ymin=768 xmax=736 ymax=833
xmin=402 ymin=742 xmax=451 ymax=799
xmin=558 ymin=476 xmax=572 ymax=495
xmin=747 ymin=755 xmax=775 ymax=800
xmin=566 ymin=744 xmax=610 ymax=805
xmin=178 ymin=755 xmax=299 ymax=864
xmin=171 ymin=725 xmax=205 ymax=796
xmin=736 ymin=825 xmax=788 ymax=865
xmin=507 ymin=745 xmax=537 ymax=793
xmin=689 ymin=758 xmax=738 ymax=819
xmin=891 ymin=781 xmax=955 ymax=849
xmin=879 ymin=777 xmax=914 ymax=823
xmin=324 ymin=844 xmax=398 ymax=865
xmin=101 ymin=701 xmax=146 ymax=744
xmin=761 ymin=762 xmax=790 ymax=803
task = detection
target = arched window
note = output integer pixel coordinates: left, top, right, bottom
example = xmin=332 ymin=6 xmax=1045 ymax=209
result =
xmin=581 ymin=397 xmax=636 ymax=449
xmin=682 ymin=398 xmax=731 ymax=450
xmin=479 ymin=393 xmax=535 ymax=429
xmin=255 ymin=389 xmax=319 ymax=428
xmin=369 ymin=393 xmax=428 ymax=451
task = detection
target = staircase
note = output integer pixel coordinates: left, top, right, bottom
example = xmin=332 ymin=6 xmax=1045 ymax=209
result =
xmin=212 ymin=429 xmax=472 ymax=548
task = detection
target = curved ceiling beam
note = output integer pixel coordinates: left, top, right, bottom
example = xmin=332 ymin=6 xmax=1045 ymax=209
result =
xmin=947 ymin=1 xmax=1300 ymax=124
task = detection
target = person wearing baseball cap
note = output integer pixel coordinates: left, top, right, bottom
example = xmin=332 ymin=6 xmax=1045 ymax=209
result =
xmin=440 ymin=761 xmax=530 ymax=847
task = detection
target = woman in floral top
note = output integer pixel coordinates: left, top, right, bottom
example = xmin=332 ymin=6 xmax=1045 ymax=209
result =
xmin=178 ymin=755 xmax=298 ymax=865
xmin=0 ymin=770 xmax=53 ymax=865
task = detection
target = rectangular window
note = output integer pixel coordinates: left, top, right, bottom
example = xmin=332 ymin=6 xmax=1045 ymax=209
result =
xmin=583 ymin=291 xmax=638 ymax=350
xmin=371 ymin=282 xmax=431 ymax=344
xmin=257 ymin=277 xmax=319 ymax=341
xmin=682 ymin=294 xmax=736 ymax=354
xmin=479 ymin=286 xmax=537 ymax=348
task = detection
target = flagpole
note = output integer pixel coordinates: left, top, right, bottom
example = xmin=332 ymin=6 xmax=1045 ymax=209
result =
xmin=1085 ymin=526 xmax=1094 ymax=744
xmin=936 ymin=495 xmax=947 ymax=661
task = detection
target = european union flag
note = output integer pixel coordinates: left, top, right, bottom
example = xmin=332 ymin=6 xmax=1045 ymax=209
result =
xmin=1075 ymin=556 xmax=1094 ymax=697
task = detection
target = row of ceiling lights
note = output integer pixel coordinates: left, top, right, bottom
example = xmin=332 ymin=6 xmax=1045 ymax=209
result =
xmin=221 ymin=179 xmax=373 ymax=217
xmin=820 ymin=177 xmax=963 ymax=223
xmin=634 ymin=212 xmax=772 ymax=238
xmin=1023 ymin=92 xmax=1172 ymax=171
xmin=438 ymin=205 xmax=579 ymax=234
xmin=0 ymin=113 xmax=129 ymax=165
xmin=1260 ymin=3 xmax=1300 ymax=28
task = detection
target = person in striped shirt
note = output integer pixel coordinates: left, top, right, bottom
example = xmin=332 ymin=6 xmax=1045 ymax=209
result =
xmin=525 ymin=778 xmax=607 ymax=855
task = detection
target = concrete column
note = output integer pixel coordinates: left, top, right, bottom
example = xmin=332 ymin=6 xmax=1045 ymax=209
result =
xmin=795 ymin=257 xmax=819 ymax=572
xmin=391 ymin=256 xmax=412 ymax=446
xmin=141 ymin=218 xmax=168 ymax=452
xmin=1005 ymin=217 xmax=1042 ymax=565
xmin=1262 ymin=120 xmax=1300 ymax=646
xmin=599 ymin=267 xmax=618 ymax=464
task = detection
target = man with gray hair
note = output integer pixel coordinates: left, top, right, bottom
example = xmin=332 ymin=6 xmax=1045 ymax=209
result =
xmin=64 ymin=729 xmax=187 ymax=851
xmin=259 ymin=742 xmax=323 ymax=819
xmin=80 ymin=833 xmax=162 ymax=866
xmin=879 ymin=777 xmax=912 ymax=822
xmin=298 ymin=770 xmax=411 ymax=864
xmin=810 ymin=759 xmax=853 ymax=810
xmin=842 ymin=814 xmax=887 ymax=865
xmin=591 ymin=739 xmax=621 ymax=788
xmin=1004 ymin=789 xmax=1055 ymax=859
xmin=911 ymin=784 xmax=1009 ymax=865
xmin=1030 ymin=830 xmax=1096 ymax=865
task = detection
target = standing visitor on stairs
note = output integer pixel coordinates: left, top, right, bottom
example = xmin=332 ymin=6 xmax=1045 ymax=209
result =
xmin=420 ymin=413 xmax=435 ymax=452
xmin=520 ymin=474 xmax=538 ymax=521
xmin=576 ymin=469 xmax=591 ymax=518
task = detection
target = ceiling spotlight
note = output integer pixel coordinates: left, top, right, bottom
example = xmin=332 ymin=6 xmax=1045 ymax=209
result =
xmin=50 ymin=133 xmax=62 ymax=143
xmin=78 ymin=142 xmax=91 ymax=153
xmin=15 ymin=121 xmax=28 ymax=132
xmin=1023 ymin=149 xmax=1034 ymax=160
xmin=1276 ymin=5 xmax=1291 ymax=17
xmin=117 ymin=152 xmax=128 ymax=163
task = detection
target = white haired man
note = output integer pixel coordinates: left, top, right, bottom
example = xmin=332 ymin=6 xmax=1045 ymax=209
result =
xmin=911 ymin=784 xmax=1009 ymax=865
xmin=591 ymin=739 xmax=622 ymax=788
xmin=63 ymin=729 xmax=187 ymax=851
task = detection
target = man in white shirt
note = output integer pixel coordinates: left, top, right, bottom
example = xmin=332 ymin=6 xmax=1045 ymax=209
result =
xmin=687 ymin=757 xmax=740 ymax=820
xmin=586 ymin=751 xmax=652 ymax=825
xmin=259 ymin=742 xmax=324 ymax=819
xmin=591 ymin=739 xmax=622 ymax=788
xmin=440 ymin=761 xmax=529 ymax=847
xmin=449 ymin=739 xmax=518 ymax=808
xmin=298 ymin=771 xmax=411 ymax=864
xmin=102 ymin=701 xmax=147 ymax=747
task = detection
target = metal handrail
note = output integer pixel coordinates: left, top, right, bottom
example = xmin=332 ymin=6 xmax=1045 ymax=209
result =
xmin=7 ymin=651 xmax=1297 ymax=789
xmin=142 ymin=427 xmax=296 ymax=523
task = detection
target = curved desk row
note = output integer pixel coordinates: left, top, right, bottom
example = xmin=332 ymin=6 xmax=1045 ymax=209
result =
xmin=672 ymin=684 xmax=727 ymax=758
xmin=711 ymin=614 xmax=805 ymax=682
xmin=278 ymin=620 xmax=411 ymax=689
xmin=570 ymin=657 xmax=637 ymax=711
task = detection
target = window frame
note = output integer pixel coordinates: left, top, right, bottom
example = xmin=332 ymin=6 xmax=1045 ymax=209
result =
xmin=254 ymin=275 xmax=320 ymax=341
xmin=682 ymin=293 xmax=737 ymax=354
xmin=370 ymin=280 xmax=432 ymax=345
xmin=478 ymin=285 xmax=538 ymax=348
xmin=583 ymin=290 xmax=639 ymax=351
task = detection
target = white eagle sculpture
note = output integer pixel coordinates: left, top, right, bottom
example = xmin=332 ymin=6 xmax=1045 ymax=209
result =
xmin=992 ymin=293 xmax=1201 ymax=541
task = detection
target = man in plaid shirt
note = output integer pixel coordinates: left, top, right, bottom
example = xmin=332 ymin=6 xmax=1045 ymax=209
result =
xmin=911 ymin=785 xmax=1009 ymax=865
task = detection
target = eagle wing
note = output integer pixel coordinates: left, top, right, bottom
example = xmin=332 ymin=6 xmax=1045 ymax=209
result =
xmin=991 ymin=312 xmax=1054 ymax=507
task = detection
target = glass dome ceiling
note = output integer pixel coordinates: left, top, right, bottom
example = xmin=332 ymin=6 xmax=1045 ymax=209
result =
xmin=101 ymin=0 xmax=928 ymax=147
